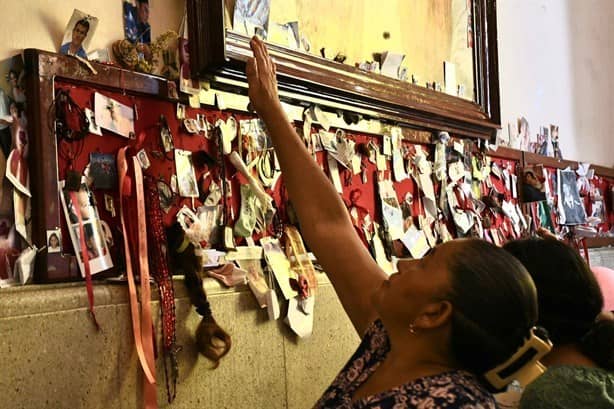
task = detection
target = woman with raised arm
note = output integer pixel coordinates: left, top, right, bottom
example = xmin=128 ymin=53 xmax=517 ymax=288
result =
xmin=246 ymin=36 xmax=543 ymax=408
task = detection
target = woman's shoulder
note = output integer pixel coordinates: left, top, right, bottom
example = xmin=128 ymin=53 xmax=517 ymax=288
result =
xmin=530 ymin=365 xmax=613 ymax=384
xmin=520 ymin=365 xmax=614 ymax=409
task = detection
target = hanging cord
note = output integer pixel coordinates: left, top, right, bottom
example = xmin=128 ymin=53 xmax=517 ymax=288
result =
xmin=144 ymin=175 xmax=180 ymax=403
xmin=51 ymin=88 xmax=90 ymax=142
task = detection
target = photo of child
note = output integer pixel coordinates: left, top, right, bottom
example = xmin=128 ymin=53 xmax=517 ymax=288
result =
xmin=47 ymin=230 xmax=61 ymax=253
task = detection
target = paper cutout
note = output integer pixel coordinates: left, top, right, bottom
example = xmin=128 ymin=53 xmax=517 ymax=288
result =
xmin=260 ymin=237 xmax=298 ymax=300
xmin=400 ymin=225 xmax=430 ymax=259
xmin=94 ymin=92 xmax=135 ymax=138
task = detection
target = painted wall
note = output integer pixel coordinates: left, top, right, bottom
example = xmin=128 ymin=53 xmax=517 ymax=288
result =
xmin=0 ymin=0 xmax=611 ymax=164
xmin=0 ymin=0 xmax=183 ymax=61
xmin=497 ymin=0 xmax=614 ymax=167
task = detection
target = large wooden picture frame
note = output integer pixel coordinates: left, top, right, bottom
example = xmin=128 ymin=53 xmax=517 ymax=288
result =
xmin=187 ymin=0 xmax=500 ymax=139
xmin=24 ymin=49 xmax=175 ymax=282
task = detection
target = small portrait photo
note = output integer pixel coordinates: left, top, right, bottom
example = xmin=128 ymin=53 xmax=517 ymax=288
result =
xmin=591 ymin=200 xmax=604 ymax=222
xmin=176 ymin=103 xmax=186 ymax=120
xmin=161 ymin=125 xmax=174 ymax=153
xmin=551 ymin=124 xmax=562 ymax=159
xmin=136 ymin=149 xmax=151 ymax=170
xmin=47 ymin=229 xmax=62 ymax=253
xmin=174 ymin=149 xmax=199 ymax=198
xmin=156 ymin=179 xmax=175 ymax=213
xmin=558 ymin=169 xmax=586 ymax=225
xmin=61 ymin=183 xmax=95 ymax=224
xmin=84 ymin=108 xmax=102 ymax=136
xmin=520 ymin=165 xmax=547 ymax=203
xmin=59 ymin=10 xmax=99 ymax=60
xmin=517 ymin=116 xmax=530 ymax=151
xmin=103 ymin=193 xmax=115 ymax=216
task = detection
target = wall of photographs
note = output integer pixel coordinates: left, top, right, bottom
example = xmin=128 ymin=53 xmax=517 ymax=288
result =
xmin=3 ymin=49 xmax=611 ymax=291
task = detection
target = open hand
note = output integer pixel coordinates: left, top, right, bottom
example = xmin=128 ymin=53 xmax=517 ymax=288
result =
xmin=246 ymin=36 xmax=281 ymax=120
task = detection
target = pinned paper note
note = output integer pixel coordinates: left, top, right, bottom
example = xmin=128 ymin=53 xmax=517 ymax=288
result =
xmin=448 ymin=161 xmax=465 ymax=182
xmin=261 ymin=237 xmax=298 ymax=300
xmin=380 ymin=51 xmax=405 ymax=79
xmin=444 ymin=61 xmax=457 ymax=96
xmin=327 ymin=154 xmax=343 ymax=193
xmin=400 ymin=225 xmax=430 ymax=259
xmin=376 ymin=151 xmax=387 ymax=171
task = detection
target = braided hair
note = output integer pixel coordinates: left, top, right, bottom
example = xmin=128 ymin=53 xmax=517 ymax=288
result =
xmin=167 ymin=223 xmax=231 ymax=367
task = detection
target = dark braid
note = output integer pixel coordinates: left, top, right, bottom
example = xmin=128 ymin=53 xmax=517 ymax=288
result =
xmin=167 ymin=223 xmax=231 ymax=367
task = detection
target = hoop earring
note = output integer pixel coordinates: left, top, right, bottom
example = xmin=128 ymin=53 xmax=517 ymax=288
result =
xmin=409 ymin=324 xmax=417 ymax=334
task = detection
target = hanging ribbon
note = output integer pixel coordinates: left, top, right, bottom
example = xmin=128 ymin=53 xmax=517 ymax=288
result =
xmin=69 ymin=191 xmax=100 ymax=330
xmin=118 ymin=147 xmax=158 ymax=409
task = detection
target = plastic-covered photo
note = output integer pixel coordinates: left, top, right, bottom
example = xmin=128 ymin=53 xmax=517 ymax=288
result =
xmin=59 ymin=10 xmax=99 ymax=60
xmin=123 ymin=0 xmax=151 ymax=44
xmin=59 ymin=181 xmax=113 ymax=276
xmin=557 ymin=169 xmax=586 ymax=225
xmin=520 ymin=165 xmax=547 ymax=203
xmin=232 ymin=0 xmax=271 ymax=38
xmin=174 ymin=149 xmax=199 ymax=198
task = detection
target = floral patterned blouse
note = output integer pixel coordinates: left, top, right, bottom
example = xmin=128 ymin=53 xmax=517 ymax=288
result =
xmin=314 ymin=320 xmax=497 ymax=408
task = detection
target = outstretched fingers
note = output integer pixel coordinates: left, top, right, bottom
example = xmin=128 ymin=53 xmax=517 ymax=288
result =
xmin=250 ymin=36 xmax=272 ymax=77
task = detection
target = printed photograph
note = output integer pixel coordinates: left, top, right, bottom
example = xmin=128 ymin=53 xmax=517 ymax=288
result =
xmin=47 ymin=229 xmax=61 ymax=253
xmin=59 ymin=181 xmax=113 ymax=276
xmin=520 ymin=165 xmax=547 ymax=203
xmin=558 ymin=169 xmax=586 ymax=225
xmin=60 ymin=10 xmax=99 ymax=59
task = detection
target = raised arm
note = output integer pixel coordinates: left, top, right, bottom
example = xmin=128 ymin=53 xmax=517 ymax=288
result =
xmin=246 ymin=37 xmax=386 ymax=335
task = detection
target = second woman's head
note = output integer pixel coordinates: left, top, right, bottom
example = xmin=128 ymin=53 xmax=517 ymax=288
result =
xmin=504 ymin=238 xmax=614 ymax=370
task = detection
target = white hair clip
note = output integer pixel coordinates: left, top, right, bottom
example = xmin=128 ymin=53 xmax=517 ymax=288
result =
xmin=484 ymin=327 xmax=552 ymax=390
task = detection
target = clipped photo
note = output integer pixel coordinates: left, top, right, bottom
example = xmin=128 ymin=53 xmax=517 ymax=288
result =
xmin=520 ymin=165 xmax=547 ymax=203
xmin=59 ymin=181 xmax=113 ymax=276
xmin=558 ymin=169 xmax=586 ymax=225
xmin=59 ymin=10 xmax=99 ymax=59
